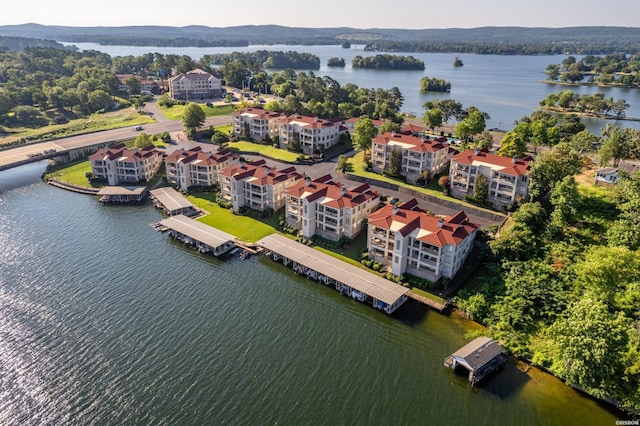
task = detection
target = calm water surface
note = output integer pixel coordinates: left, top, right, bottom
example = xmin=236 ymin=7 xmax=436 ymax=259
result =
xmin=0 ymin=162 xmax=621 ymax=425
xmin=68 ymin=42 xmax=640 ymax=133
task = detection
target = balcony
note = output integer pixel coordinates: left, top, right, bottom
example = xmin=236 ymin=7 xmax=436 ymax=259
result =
xmin=455 ymin=165 xmax=470 ymax=172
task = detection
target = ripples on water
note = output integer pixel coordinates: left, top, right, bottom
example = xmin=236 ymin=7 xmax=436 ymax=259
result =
xmin=0 ymin=163 xmax=621 ymax=425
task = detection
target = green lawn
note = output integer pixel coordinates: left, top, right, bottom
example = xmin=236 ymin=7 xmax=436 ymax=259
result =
xmin=188 ymin=194 xmax=277 ymax=241
xmin=227 ymin=141 xmax=301 ymax=162
xmin=1 ymin=108 xmax=154 ymax=146
xmin=411 ymin=287 xmax=446 ymax=305
xmin=347 ymin=151 xmax=500 ymax=214
xmin=157 ymin=103 xmax=236 ymax=121
xmin=44 ymin=160 xmax=98 ymax=188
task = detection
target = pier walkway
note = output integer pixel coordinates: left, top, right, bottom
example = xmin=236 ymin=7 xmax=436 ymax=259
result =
xmin=407 ymin=290 xmax=448 ymax=312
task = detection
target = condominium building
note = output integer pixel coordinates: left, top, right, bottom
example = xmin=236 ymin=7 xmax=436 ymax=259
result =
xmin=449 ymin=149 xmax=531 ymax=208
xmin=90 ymin=143 xmax=163 ymax=186
xmin=218 ymin=160 xmax=303 ymax=211
xmin=165 ymin=147 xmax=237 ymax=191
xmin=367 ymin=199 xmax=478 ymax=282
xmin=232 ymin=107 xmax=283 ymax=142
xmin=278 ymin=114 xmax=342 ymax=154
xmin=168 ymin=69 xmax=221 ymax=100
xmin=285 ymin=174 xmax=380 ymax=241
xmin=371 ymin=132 xmax=455 ymax=183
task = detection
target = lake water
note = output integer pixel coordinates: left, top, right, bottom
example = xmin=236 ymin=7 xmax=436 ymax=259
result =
xmin=68 ymin=42 xmax=640 ymax=133
xmin=0 ymin=162 xmax=622 ymax=425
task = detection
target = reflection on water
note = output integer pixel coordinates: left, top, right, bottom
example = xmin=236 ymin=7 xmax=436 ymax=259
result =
xmin=0 ymin=164 xmax=624 ymax=425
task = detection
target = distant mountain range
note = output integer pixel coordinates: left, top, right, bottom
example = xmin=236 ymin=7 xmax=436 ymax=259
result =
xmin=1 ymin=23 xmax=639 ymax=52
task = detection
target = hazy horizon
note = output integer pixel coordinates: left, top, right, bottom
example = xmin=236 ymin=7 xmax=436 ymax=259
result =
xmin=3 ymin=0 xmax=640 ymax=30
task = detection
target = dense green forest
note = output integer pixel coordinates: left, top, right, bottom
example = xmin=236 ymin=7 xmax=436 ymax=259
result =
xmin=201 ymin=51 xmax=320 ymax=70
xmin=0 ymin=36 xmax=71 ymax=51
xmin=0 ymin=47 xmax=406 ymax=131
xmin=453 ymin=109 xmax=640 ymax=412
xmin=351 ymin=54 xmax=425 ymax=70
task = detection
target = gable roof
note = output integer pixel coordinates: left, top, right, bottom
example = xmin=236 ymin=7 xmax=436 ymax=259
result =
xmin=165 ymin=147 xmax=236 ymax=167
xmin=219 ymin=160 xmax=302 ymax=186
xmin=452 ymin=149 xmax=530 ymax=176
xmin=372 ymin=131 xmax=450 ymax=153
xmin=452 ymin=337 xmax=503 ymax=371
xmin=286 ymin=174 xmax=379 ymax=209
xmin=281 ymin=114 xmax=339 ymax=130
xmin=89 ymin=144 xmax=160 ymax=163
xmin=367 ymin=199 xmax=478 ymax=247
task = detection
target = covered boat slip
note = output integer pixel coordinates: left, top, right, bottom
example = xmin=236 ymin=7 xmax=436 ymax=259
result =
xmin=257 ymin=234 xmax=409 ymax=314
xmin=445 ymin=336 xmax=505 ymax=386
xmin=149 ymin=187 xmax=198 ymax=217
xmin=97 ymin=186 xmax=148 ymax=203
xmin=160 ymin=214 xmax=236 ymax=256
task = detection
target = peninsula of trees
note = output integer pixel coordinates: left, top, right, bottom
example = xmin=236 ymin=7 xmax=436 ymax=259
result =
xmin=540 ymin=90 xmax=631 ymax=119
xmin=544 ymin=53 xmax=640 ymax=87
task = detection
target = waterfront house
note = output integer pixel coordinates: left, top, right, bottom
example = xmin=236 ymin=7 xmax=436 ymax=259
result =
xmin=285 ymin=174 xmax=380 ymax=241
xmin=594 ymin=163 xmax=639 ymax=185
xmin=218 ymin=160 xmax=303 ymax=212
xmin=168 ymin=68 xmax=221 ymax=100
xmin=371 ymin=132 xmax=455 ymax=183
xmin=367 ymin=199 xmax=478 ymax=282
xmin=232 ymin=107 xmax=284 ymax=142
xmin=278 ymin=114 xmax=342 ymax=155
xmin=449 ymin=149 xmax=530 ymax=208
xmin=89 ymin=143 xmax=163 ymax=186
xmin=165 ymin=147 xmax=237 ymax=191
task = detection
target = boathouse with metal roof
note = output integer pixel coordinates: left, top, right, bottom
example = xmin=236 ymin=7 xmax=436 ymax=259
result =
xmin=160 ymin=214 xmax=236 ymax=256
xmin=97 ymin=186 xmax=148 ymax=203
xmin=257 ymin=233 xmax=409 ymax=314
xmin=444 ymin=336 xmax=505 ymax=386
xmin=149 ymin=187 xmax=198 ymax=217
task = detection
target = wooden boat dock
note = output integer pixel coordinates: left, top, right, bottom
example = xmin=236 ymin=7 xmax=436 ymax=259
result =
xmin=407 ymin=290 xmax=448 ymax=312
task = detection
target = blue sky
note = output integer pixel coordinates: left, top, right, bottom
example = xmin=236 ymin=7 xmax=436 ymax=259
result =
xmin=3 ymin=0 xmax=639 ymax=28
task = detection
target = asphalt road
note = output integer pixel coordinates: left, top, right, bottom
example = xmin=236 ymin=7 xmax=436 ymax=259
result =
xmin=0 ymin=103 xmax=500 ymax=228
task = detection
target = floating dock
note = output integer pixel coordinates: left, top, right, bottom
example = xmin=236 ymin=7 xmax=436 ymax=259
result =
xmin=445 ymin=336 xmax=505 ymax=386
xmin=257 ymin=234 xmax=409 ymax=314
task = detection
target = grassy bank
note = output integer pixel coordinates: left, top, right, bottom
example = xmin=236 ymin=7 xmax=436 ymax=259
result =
xmin=0 ymin=107 xmax=154 ymax=147
xmin=43 ymin=160 xmax=96 ymax=188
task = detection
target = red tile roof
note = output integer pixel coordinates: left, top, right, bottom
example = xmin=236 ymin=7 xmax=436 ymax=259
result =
xmin=165 ymin=147 xmax=236 ymax=166
xmin=367 ymin=200 xmax=478 ymax=247
xmin=452 ymin=149 xmax=530 ymax=176
xmin=372 ymin=131 xmax=450 ymax=153
xmin=286 ymin=175 xmax=379 ymax=209
xmin=219 ymin=160 xmax=302 ymax=186
xmin=89 ymin=144 xmax=160 ymax=162
xmin=282 ymin=114 xmax=339 ymax=129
